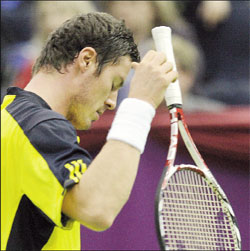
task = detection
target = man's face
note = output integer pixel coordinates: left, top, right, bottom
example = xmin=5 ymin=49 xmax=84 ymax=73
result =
xmin=67 ymin=56 xmax=132 ymax=130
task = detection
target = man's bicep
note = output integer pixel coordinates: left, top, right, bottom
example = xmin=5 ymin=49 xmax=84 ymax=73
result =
xmin=62 ymin=173 xmax=112 ymax=232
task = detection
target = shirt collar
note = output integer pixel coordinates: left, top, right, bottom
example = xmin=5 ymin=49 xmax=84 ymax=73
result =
xmin=6 ymin=87 xmax=52 ymax=110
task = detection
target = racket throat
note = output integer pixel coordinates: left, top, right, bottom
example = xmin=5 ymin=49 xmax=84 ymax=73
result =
xmin=165 ymin=108 xmax=179 ymax=168
xmin=178 ymin=120 xmax=206 ymax=169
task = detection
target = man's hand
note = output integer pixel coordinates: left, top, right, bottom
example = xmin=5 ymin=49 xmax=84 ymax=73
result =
xmin=128 ymin=50 xmax=178 ymax=109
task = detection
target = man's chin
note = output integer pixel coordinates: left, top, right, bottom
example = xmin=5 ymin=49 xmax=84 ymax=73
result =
xmin=73 ymin=121 xmax=92 ymax=131
xmin=79 ymin=124 xmax=92 ymax=130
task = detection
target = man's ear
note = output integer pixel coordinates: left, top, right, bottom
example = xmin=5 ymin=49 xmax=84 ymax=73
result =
xmin=78 ymin=47 xmax=97 ymax=72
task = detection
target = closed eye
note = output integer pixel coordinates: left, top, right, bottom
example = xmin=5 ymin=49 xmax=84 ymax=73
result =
xmin=112 ymin=79 xmax=124 ymax=92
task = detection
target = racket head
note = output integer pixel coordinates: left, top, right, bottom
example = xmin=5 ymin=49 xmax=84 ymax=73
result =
xmin=155 ymin=164 xmax=241 ymax=251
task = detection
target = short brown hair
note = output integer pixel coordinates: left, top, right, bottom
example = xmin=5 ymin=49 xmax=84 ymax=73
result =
xmin=32 ymin=12 xmax=140 ymax=76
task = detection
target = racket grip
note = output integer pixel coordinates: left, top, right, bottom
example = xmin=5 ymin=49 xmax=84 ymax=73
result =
xmin=152 ymin=26 xmax=183 ymax=107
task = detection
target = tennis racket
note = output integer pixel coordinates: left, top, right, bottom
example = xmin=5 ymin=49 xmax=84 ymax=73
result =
xmin=152 ymin=26 xmax=241 ymax=251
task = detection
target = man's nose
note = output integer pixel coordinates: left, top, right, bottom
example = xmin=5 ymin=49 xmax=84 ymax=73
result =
xmin=104 ymin=91 xmax=118 ymax=110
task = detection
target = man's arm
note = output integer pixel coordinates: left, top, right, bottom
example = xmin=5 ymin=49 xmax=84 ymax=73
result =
xmin=62 ymin=50 xmax=177 ymax=231
xmin=62 ymin=140 xmax=140 ymax=231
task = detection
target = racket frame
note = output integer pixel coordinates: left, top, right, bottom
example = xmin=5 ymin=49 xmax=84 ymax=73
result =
xmin=155 ymin=105 xmax=242 ymax=250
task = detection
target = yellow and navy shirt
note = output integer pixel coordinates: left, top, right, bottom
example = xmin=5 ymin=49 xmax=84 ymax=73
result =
xmin=1 ymin=87 xmax=92 ymax=250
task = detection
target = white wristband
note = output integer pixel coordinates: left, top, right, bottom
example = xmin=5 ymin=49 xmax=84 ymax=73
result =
xmin=106 ymin=98 xmax=156 ymax=153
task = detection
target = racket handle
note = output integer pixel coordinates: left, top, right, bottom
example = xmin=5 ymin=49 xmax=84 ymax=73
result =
xmin=152 ymin=26 xmax=183 ymax=107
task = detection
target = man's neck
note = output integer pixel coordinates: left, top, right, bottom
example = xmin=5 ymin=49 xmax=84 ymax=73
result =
xmin=24 ymin=71 xmax=71 ymax=117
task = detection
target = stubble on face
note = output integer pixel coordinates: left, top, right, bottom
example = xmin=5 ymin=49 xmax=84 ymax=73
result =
xmin=67 ymin=56 xmax=132 ymax=130
xmin=66 ymin=94 xmax=90 ymax=130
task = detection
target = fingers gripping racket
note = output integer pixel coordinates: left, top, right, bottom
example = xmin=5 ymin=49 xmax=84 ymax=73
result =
xmin=152 ymin=26 xmax=241 ymax=251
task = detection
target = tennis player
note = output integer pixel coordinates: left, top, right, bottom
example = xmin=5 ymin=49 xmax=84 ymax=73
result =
xmin=1 ymin=12 xmax=177 ymax=250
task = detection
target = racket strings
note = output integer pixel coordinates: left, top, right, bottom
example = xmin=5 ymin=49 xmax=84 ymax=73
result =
xmin=159 ymin=169 xmax=238 ymax=250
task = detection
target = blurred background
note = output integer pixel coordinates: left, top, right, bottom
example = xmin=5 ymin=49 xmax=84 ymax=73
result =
xmin=1 ymin=1 xmax=249 ymax=250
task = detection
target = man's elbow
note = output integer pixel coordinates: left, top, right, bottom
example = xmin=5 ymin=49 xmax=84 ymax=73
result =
xmin=78 ymin=209 xmax=115 ymax=232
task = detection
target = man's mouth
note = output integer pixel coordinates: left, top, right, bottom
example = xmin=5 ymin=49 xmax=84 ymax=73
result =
xmin=94 ymin=110 xmax=104 ymax=121
xmin=97 ymin=109 xmax=105 ymax=116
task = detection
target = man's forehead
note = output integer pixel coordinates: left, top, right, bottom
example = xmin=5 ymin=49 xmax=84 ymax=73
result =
xmin=111 ymin=56 xmax=131 ymax=85
xmin=114 ymin=55 xmax=132 ymax=65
